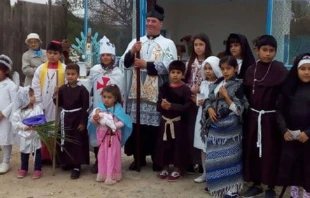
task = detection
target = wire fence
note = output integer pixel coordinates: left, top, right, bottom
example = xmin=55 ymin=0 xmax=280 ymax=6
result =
xmin=271 ymin=0 xmax=310 ymax=65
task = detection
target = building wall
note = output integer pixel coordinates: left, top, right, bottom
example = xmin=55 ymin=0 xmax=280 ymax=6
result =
xmin=158 ymin=0 xmax=268 ymax=59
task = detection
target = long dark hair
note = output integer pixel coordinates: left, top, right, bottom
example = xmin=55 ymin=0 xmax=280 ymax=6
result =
xmin=281 ymin=52 xmax=310 ymax=97
xmin=184 ymin=33 xmax=213 ymax=83
xmin=100 ymin=84 xmax=122 ymax=104
xmin=219 ymin=55 xmax=238 ymax=68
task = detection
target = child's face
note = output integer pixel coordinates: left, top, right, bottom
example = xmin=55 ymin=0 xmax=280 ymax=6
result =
xmin=101 ymin=54 xmax=113 ymax=66
xmin=47 ymin=50 xmax=62 ymax=63
xmin=230 ymin=42 xmax=242 ymax=59
xmin=102 ymin=91 xmax=116 ymax=107
xmin=256 ymin=45 xmax=276 ymax=63
xmin=29 ymin=91 xmax=36 ymax=104
xmin=66 ymin=69 xmax=79 ymax=84
xmin=220 ymin=63 xmax=238 ymax=81
xmin=0 ymin=66 xmax=8 ymax=81
xmin=204 ymin=63 xmax=217 ymax=81
xmin=194 ymin=39 xmax=206 ymax=57
xmin=169 ymin=69 xmax=183 ymax=84
xmin=298 ymin=63 xmax=310 ymax=83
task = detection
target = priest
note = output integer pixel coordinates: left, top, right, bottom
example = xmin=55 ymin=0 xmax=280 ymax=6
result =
xmin=120 ymin=4 xmax=177 ymax=171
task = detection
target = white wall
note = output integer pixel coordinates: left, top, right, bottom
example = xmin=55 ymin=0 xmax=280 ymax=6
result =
xmin=158 ymin=0 xmax=268 ymax=58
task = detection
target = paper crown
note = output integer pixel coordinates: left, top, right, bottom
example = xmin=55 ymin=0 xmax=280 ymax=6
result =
xmin=99 ymin=36 xmax=116 ymax=55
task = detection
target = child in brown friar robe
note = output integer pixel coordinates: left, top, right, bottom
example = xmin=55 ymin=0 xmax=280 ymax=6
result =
xmin=53 ymin=64 xmax=90 ymax=179
xmin=156 ymin=60 xmax=192 ymax=182
xmin=242 ymin=35 xmax=288 ymax=198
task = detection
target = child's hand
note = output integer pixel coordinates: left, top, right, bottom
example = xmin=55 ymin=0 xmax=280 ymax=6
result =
xmin=0 ymin=112 xmax=4 ymax=120
xmin=191 ymin=94 xmax=196 ymax=103
xmin=24 ymin=126 xmax=33 ymax=131
xmin=191 ymin=85 xmax=199 ymax=94
xmin=208 ymin=107 xmax=217 ymax=122
xmin=77 ymin=124 xmax=85 ymax=132
xmin=198 ymin=99 xmax=205 ymax=106
xmin=297 ymin=132 xmax=309 ymax=143
xmin=93 ymin=113 xmax=100 ymax=122
xmin=284 ymin=130 xmax=293 ymax=141
xmin=53 ymin=86 xmax=59 ymax=96
xmin=161 ymin=99 xmax=171 ymax=110
xmin=219 ymin=86 xmax=229 ymax=99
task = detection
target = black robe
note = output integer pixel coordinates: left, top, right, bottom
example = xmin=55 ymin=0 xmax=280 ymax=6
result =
xmin=277 ymin=83 xmax=310 ymax=192
xmin=243 ymin=60 xmax=288 ymax=185
xmin=155 ymin=82 xmax=192 ymax=169
xmin=56 ymin=83 xmax=90 ymax=165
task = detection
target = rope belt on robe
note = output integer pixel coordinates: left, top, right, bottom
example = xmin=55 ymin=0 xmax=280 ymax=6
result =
xmin=60 ymin=108 xmax=82 ymax=151
xmin=162 ymin=116 xmax=181 ymax=141
xmin=250 ymin=108 xmax=276 ymax=158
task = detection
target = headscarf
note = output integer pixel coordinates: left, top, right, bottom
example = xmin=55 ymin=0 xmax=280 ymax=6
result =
xmin=225 ymin=33 xmax=255 ymax=79
xmin=281 ymin=53 xmax=310 ymax=97
xmin=10 ymin=86 xmax=31 ymax=121
xmin=201 ymin=56 xmax=222 ymax=80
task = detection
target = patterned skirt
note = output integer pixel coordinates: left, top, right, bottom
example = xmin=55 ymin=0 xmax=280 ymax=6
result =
xmin=206 ymin=116 xmax=243 ymax=197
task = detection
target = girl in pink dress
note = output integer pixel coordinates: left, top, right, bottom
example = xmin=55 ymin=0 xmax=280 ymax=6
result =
xmin=90 ymin=85 xmax=132 ymax=185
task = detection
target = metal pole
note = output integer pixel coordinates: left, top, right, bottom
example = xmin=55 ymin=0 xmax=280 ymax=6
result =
xmin=266 ymin=0 xmax=273 ymax=34
xmin=84 ymin=0 xmax=88 ymax=37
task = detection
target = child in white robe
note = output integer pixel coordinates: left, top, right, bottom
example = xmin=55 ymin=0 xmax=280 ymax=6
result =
xmin=193 ymin=56 xmax=222 ymax=183
xmin=32 ymin=41 xmax=66 ymax=162
xmin=11 ymin=87 xmax=43 ymax=179
xmin=0 ymin=54 xmax=18 ymax=174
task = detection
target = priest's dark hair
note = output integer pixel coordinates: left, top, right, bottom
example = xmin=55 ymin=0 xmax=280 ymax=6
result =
xmin=281 ymin=52 xmax=310 ymax=97
xmin=224 ymin=33 xmax=255 ymax=79
xmin=100 ymin=84 xmax=122 ymax=104
xmin=255 ymin=35 xmax=277 ymax=50
xmin=66 ymin=63 xmax=80 ymax=74
xmin=219 ymin=55 xmax=238 ymax=68
xmin=47 ymin=40 xmax=63 ymax=53
xmin=169 ymin=60 xmax=186 ymax=74
xmin=184 ymin=33 xmax=213 ymax=83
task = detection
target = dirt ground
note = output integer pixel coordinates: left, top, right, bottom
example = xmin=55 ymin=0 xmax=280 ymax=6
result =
xmin=0 ymin=146 xmax=290 ymax=198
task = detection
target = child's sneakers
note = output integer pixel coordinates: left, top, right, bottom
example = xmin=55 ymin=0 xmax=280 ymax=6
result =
xmin=0 ymin=163 xmax=10 ymax=174
xmin=17 ymin=170 xmax=28 ymax=179
xmin=168 ymin=171 xmax=182 ymax=182
xmin=157 ymin=170 xmax=169 ymax=180
xmin=32 ymin=170 xmax=43 ymax=179
xmin=194 ymin=174 xmax=206 ymax=183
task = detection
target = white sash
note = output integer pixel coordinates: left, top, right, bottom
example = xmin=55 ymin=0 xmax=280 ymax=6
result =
xmin=60 ymin=108 xmax=82 ymax=151
xmin=250 ymin=108 xmax=276 ymax=158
